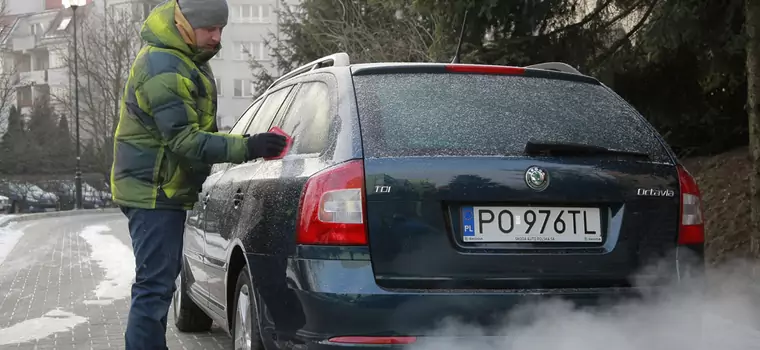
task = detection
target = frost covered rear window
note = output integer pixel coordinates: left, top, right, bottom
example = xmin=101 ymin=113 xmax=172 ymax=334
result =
xmin=352 ymin=73 xmax=671 ymax=162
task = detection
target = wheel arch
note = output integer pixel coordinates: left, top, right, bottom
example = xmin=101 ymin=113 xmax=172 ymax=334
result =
xmin=226 ymin=241 xmax=249 ymax=330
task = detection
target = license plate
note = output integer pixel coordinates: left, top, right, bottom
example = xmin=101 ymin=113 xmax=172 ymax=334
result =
xmin=461 ymin=206 xmax=603 ymax=243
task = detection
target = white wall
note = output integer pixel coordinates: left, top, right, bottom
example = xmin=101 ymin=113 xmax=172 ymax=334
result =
xmin=6 ymin=0 xmax=45 ymax=15
xmin=211 ymin=0 xmax=300 ymax=129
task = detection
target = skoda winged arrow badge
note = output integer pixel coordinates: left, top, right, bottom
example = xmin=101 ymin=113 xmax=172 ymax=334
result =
xmin=525 ymin=166 xmax=549 ymax=191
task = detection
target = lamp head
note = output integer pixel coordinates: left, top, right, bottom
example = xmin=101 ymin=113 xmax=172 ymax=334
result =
xmin=62 ymin=0 xmax=87 ymax=8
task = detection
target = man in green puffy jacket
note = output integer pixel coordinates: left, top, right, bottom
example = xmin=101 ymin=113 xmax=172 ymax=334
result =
xmin=110 ymin=0 xmax=285 ymax=348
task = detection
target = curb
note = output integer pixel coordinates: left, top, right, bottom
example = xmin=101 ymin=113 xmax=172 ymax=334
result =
xmin=0 ymin=208 xmax=121 ymax=228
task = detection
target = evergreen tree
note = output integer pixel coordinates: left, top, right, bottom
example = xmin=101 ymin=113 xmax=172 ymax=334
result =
xmin=0 ymin=106 xmax=28 ymax=174
xmin=26 ymin=99 xmax=58 ymax=173
xmin=54 ymin=114 xmax=74 ymax=173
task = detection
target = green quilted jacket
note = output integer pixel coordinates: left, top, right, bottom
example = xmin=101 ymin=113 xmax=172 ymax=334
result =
xmin=110 ymin=0 xmax=248 ymax=210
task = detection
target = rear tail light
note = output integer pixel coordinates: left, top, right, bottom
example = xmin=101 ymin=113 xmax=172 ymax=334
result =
xmin=328 ymin=336 xmax=417 ymax=345
xmin=296 ymin=159 xmax=368 ymax=245
xmin=677 ymin=165 xmax=704 ymax=245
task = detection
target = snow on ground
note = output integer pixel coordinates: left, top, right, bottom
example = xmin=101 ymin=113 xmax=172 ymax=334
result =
xmin=79 ymin=224 xmax=135 ymax=305
xmin=0 ymin=309 xmax=88 ymax=345
xmin=0 ymin=222 xmax=26 ymax=267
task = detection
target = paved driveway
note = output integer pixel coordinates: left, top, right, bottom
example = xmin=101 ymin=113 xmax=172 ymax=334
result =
xmin=0 ymin=213 xmax=232 ymax=349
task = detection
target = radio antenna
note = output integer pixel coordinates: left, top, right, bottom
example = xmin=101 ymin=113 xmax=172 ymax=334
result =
xmin=451 ymin=9 xmax=469 ymax=64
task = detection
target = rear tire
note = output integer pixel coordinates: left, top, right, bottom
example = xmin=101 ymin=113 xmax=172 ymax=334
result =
xmin=173 ymin=267 xmax=213 ymax=332
xmin=232 ymin=265 xmax=264 ymax=350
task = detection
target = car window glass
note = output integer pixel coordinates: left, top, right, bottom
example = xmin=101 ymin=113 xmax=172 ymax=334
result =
xmin=245 ymin=85 xmax=294 ymax=135
xmin=278 ymin=82 xmax=331 ymax=155
xmin=352 ymin=73 xmax=670 ymax=162
xmin=229 ymin=99 xmax=262 ymax=135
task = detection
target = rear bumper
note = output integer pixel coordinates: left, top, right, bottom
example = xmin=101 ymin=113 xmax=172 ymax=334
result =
xmin=247 ymin=253 xmax=687 ymax=349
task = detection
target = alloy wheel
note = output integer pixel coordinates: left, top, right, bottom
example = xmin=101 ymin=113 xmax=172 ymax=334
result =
xmin=234 ymin=284 xmax=253 ymax=350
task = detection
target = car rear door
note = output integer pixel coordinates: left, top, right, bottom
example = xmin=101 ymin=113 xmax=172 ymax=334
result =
xmin=186 ymin=100 xmax=261 ymax=306
xmin=244 ymin=77 xmax=337 ymax=334
xmin=351 ymin=66 xmax=684 ymax=290
xmin=203 ymin=85 xmax=296 ymax=317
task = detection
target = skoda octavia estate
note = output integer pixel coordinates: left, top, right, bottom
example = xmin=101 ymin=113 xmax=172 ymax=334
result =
xmin=171 ymin=53 xmax=705 ymax=349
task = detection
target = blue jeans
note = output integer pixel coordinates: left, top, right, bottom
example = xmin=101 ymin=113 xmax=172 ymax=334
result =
xmin=121 ymin=206 xmax=187 ymax=350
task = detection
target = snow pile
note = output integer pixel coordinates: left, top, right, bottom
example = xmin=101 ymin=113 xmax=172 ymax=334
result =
xmin=79 ymin=224 xmax=135 ymax=305
xmin=0 ymin=222 xmax=25 ymax=267
xmin=0 ymin=309 xmax=87 ymax=345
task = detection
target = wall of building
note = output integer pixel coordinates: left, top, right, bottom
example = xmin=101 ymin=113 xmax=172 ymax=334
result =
xmin=4 ymin=0 xmax=301 ymax=131
xmin=7 ymin=0 xmax=43 ymax=15
xmin=45 ymin=0 xmax=62 ymax=10
xmin=6 ymin=0 xmax=92 ymax=15
xmin=211 ymin=0 xmax=300 ymax=128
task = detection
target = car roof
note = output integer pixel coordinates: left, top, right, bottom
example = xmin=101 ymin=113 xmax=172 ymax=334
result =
xmin=348 ymin=62 xmax=599 ymax=84
xmin=263 ymin=53 xmax=602 ymax=98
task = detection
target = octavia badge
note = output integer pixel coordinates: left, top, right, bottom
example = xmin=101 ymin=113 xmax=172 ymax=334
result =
xmin=525 ymin=166 xmax=549 ymax=191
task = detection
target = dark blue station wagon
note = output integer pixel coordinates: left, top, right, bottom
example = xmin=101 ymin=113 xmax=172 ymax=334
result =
xmin=171 ymin=53 xmax=706 ymax=349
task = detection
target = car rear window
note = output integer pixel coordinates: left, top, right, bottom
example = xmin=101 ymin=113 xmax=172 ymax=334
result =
xmin=352 ymin=73 xmax=672 ymax=162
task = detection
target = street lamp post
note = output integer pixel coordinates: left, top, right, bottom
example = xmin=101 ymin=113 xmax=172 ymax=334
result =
xmin=63 ymin=0 xmax=87 ymax=210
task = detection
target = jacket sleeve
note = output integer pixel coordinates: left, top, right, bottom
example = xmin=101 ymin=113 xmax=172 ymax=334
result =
xmin=138 ymin=72 xmax=248 ymax=164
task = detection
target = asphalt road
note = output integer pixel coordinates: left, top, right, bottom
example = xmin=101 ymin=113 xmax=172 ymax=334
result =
xmin=0 ymin=213 xmax=232 ymax=350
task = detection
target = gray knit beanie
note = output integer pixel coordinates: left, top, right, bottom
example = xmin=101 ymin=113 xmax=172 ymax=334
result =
xmin=178 ymin=0 xmax=229 ymax=29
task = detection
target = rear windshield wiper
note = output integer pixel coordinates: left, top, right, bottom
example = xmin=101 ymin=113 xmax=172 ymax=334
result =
xmin=524 ymin=140 xmax=650 ymax=159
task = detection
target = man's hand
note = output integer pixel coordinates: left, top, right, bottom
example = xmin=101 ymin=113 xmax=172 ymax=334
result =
xmin=246 ymin=132 xmax=288 ymax=160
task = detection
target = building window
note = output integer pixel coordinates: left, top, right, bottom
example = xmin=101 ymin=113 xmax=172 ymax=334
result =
xmin=235 ymin=41 xmax=264 ymax=61
xmin=57 ymin=17 xmax=72 ymax=31
xmin=30 ymin=23 xmax=44 ymax=36
xmin=16 ymin=54 xmax=32 ymax=73
xmin=130 ymin=2 xmax=158 ymax=22
xmin=231 ymin=5 xmax=249 ymax=22
xmin=32 ymin=51 xmax=50 ymax=71
xmin=33 ymin=85 xmax=51 ymax=105
xmin=231 ymin=5 xmax=271 ymax=23
xmin=215 ymin=78 xmax=223 ymax=96
xmin=17 ymin=86 xmax=32 ymax=108
xmin=233 ymin=79 xmax=254 ymax=97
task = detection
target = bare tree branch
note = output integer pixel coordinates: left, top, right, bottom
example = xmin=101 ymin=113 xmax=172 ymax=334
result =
xmin=247 ymin=0 xmax=438 ymax=97
xmin=0 ymin=0 xmax=21 ymax=134
xmin=53 ymin=7 xmax=141 ymax=177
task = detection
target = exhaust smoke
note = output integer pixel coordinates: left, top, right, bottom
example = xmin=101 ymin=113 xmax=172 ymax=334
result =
xmin=407 ymin=257 xmax=760 ymax=350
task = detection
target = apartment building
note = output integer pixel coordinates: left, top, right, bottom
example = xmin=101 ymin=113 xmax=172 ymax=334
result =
xmin=211 ymin=0 xmax=300 ymax=129
xmin=0 ymin=4 xmax=78 ymax=116
xmin=0 ymin=0 xmax=160 ymax=139
xmin=96 ymin=0 xmax=301 ymax=129
xmin=0 ymin=0 xmax=297 ymax=133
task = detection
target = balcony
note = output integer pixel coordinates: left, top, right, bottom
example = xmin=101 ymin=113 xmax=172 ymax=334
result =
xmin=12 ymin=36 xmax=37 ymax=52
xmin=16 ymin=84 xmax=52 ymax=110
xmin=18 ymin=70 xmax=46 ymax=86
xmin=14 ymin=67 xmax=68 ymax=87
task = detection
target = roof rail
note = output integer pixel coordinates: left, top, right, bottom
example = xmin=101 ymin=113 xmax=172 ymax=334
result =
xmin=525 ymin=62 xmax=581 ymax=75
xmin=267 ymin=52 xmax=351 ymax=90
